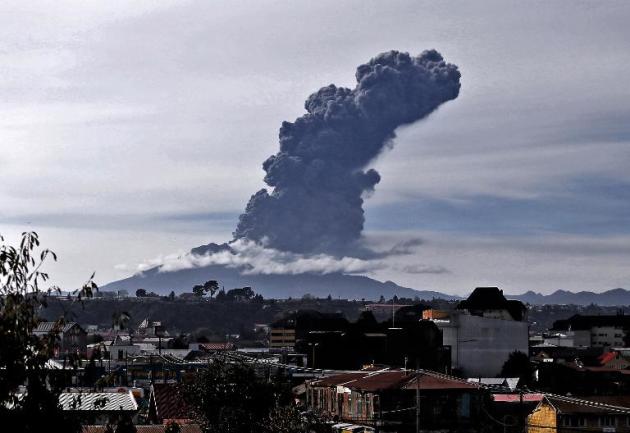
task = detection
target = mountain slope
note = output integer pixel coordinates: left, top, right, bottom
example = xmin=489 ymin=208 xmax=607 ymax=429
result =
xmin=101 ymin=264 xmax=460 ymax=301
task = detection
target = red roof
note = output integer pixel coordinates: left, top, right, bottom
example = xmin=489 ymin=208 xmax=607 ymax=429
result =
xmin=599 ymin=351 xmax=618 ymax=365
xmin=492 ymin=393 xmax=544 ymax=402
xmin=402 ymin=374 xmax=478 ymax=390
xmin=313 ymin=370 xmax=479 ymax=392
xmin=151 ymin=383 xmax=191 ymax=423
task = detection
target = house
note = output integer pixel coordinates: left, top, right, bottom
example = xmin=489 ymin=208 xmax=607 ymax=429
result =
xmin=552 ymin=314 xmax=630 ymax=348
xmin=148 ymin=383 xmax=193 ymax=425
xmin=33 ymin=321 xmax=87 ymax=357
xmin=599 ymin=351 xmax=630 ymax=370
xmin=425 ymin=287 xmax=529 ymax=377
xmin=528 ymin=395 xmax=630 ymax=433
xmin=306 ymin=369 xmax=483 ymax=433
xmin=59 ymin=390 xmax=138 ymax=425
xmin=105 ymin=335 xmax=141 ymax=361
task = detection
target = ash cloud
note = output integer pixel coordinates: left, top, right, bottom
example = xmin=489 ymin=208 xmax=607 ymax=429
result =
xmin=234 ymin=50 xmax=461 ymax=255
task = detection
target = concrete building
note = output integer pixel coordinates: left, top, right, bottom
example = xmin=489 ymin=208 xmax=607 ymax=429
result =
xmin=552 ymin=314 xmax=630 ymax=348
xmin=424 ymin=287 xmax=529 ymax=377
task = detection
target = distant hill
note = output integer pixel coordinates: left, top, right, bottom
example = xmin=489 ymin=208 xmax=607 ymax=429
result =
xmin=507 ymin=288 xmax=630 ymax=306
xmin=101 ymin=263 xmax=460 ymax=301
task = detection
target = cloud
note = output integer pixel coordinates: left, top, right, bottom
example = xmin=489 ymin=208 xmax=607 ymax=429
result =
xmin=136 ymin=238 xmax=387 ymax=276
xmin=399 ymin=264 xmax=449 ymax=274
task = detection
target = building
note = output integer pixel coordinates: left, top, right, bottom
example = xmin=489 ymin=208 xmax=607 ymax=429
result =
xmin=425 ymin=287 xmax=529 ymax=377
xmin=528 ymin=395 xmax=630 ymax=433
xmin=306 ymin=369 xmax=483 ymax=433
xmin=552 ymin=314 xmax=630 ymax=348
xmin=33 ymin=321 xmax=87 ymax=357
xmin=269 ymin=310 xmax=348 ymax=350
xmin=59 ymin=390 xmax=138 ymax=425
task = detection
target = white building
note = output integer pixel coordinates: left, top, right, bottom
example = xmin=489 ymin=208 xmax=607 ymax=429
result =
xmin=424 ymin=287 xmax=529 ymax=377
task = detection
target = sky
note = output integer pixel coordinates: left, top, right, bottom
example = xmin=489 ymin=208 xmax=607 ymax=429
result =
xmin=1 ymin=0 xmax=629 ymax=295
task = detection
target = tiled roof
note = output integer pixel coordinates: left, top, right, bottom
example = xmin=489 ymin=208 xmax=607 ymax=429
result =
xmin=151 ymin=383 xmax=191 ymax=422
xmin=59 ymin=391 xmax=138 ymax=412
xmin=83 ymin=424 xmax=201 ymax=433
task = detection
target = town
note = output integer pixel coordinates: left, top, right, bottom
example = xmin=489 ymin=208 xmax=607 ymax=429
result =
xmin=17 ymin=283 xmax=630 ymax=433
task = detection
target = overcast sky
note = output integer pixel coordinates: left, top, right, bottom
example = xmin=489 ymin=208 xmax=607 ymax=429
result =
xmin=1 ymin=0 xmax=629 ymax=295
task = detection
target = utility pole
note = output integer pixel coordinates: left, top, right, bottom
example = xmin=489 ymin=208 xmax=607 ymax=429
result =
xmin=416 ymin=361 xmax=420 ymax=433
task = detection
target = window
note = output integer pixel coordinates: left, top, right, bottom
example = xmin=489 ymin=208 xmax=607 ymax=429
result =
xmin=562 ymin=416 xmax=586 ymax=427
xmin=599 ymin=416 xmax=616 ymax=427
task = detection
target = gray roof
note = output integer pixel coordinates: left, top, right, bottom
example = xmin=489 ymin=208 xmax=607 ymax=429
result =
xmin=59 ymin=392 xmax=138 ymax=412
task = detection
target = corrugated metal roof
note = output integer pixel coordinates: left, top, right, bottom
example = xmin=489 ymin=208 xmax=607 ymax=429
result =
xmin=34 ymin=321 xmax=81 ymax=334
xmin=151 ymin=383 xmax=191 ymax=422
xmin=313 ymin=370 xmax=479 ymax=392
xmin=545 ymin=395 xmax=630 ymax=414
xmin=59 ymin=391 xmax=138 ymax=412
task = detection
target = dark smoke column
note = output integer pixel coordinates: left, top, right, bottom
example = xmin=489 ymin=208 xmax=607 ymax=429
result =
xmin=234 ymin=50 xmax=461 ymax=254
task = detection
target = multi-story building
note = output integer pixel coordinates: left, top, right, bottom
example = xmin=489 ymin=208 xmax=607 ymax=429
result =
xmin=306 ymin=369 xmax=483 ymax=433
xmin=552 ymin=314 xmax=630 ymax=348
xmin=424 ymin=287 xmax=529 ymax=377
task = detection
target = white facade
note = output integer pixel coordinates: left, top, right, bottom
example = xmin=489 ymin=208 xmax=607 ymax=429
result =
xmin=434 ymin=312 xmax=529 ymax=377
xmin=543 ymin=330 xmax=591 ymax=347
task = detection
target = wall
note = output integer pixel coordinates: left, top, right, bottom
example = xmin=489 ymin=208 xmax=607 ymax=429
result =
xmin=527 ymin=401 xmax=556 ymax=433
xmin=438 ymin=313 xmax=529 ymax=377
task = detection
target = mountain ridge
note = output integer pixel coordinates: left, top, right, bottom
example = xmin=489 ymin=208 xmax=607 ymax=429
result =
xmin=102 ymin=263 xmax=629 ymax=305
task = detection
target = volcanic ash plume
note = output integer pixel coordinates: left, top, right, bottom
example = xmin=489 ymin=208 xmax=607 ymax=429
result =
xmin=234 ymin=50 xmax=461 ymax=254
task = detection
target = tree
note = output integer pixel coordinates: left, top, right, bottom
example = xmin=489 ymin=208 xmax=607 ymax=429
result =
xmin=203 ymin=280 xmax=219 ymax=298
xmin=112 ymin=311 xmax=131 ymax=331
xmin=184 ymin=358 xmax=293 ymax=433
xmin=168 ymin=290 xmax=176 ymax=301
xmin=0 ymin=232 xmax=97 ymax=432
xmin=500 ymin=350 xmax=532 ymax=384
xmin=192 ymin=285 xmax=205 ymax=297
xmin=135 ymin=288 xmax=147 ymax=297
xmin=193 ymin=280 xmax=219 ymax=298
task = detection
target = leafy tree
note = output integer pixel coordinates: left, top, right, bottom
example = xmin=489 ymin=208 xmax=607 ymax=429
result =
xmin=184 ymin=358 xmax=294 ymax=433
xmin=203 ymin=280 xmax=219 ymax=298
xmin=135 ymin=289 xmax=147 ymax=297
xmin=192 ymin=285 xmax=205 ymax=297
xmin=193 ymin=280 xmax=219 ymax=298
xmin=168 ymin=290 xmax=176 ymax=301
xmin=0 ymin=232 xmax=97 ymax=432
